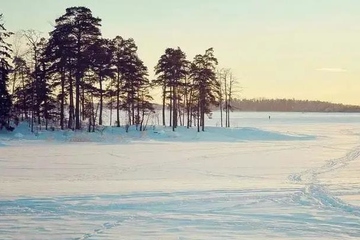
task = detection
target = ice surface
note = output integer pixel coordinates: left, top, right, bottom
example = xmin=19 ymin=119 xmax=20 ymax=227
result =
xmin=0 ymin=112 xmax=360 ymax=239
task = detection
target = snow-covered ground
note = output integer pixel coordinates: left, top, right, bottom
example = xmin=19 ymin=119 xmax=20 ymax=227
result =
xmin=1 ymin=112 xmax=360 ymax=239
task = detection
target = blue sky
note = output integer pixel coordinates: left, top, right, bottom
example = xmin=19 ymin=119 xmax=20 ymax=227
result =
xmin=2 ymin=0 xmax=360 ymax=104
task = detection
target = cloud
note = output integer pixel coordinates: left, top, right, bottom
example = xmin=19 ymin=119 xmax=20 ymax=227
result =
xmin=316 ymin=68 xmax=347 ymax=72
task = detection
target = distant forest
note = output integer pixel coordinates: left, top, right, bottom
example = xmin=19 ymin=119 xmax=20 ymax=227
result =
xmin=221 ymin=98 xmax=360 ymax=112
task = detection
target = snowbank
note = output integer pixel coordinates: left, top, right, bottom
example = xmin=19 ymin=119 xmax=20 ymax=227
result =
xmin=0 ymin=122 xmax=315 ymax=145
xmin=148 ymin=126 xmax=315 ymax=142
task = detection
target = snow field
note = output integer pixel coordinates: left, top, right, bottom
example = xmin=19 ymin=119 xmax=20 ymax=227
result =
xmin=0 ymin=112 xmax=360 ymax=239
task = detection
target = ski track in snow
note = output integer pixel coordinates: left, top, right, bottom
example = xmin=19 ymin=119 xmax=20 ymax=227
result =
xmin=288 ymin=145 xmax=360 ymax=184
xmin=288 ymin=144 xmax=360 ymax=218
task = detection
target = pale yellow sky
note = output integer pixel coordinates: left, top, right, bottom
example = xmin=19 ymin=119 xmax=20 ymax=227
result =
xmin=2 ymin=0 xmax=360 ymax=104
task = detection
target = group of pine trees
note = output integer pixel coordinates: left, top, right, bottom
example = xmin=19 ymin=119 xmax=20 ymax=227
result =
xmin=0 ymin=7 xmax=237 ymax=133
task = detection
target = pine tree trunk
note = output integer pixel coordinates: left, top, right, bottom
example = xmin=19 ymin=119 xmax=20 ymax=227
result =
xmin=172 ymin=86 xmax=177 ymax=131
xmin=60 ymin=69 xmax=65 ymax=130
xmin=169 ymin=88 xmax=172 ymax=127
xmin=187 ymin=89 xmax=192 ymax=128
xmin=75 ymin=75 xmax=80 ymax=130
xmin=228 ymin=109 xmax=230 ymax=128
xmin=201 ymin=89 xmax=205 ymax=132
xmin=201 ymin=106 xmax=205 ymax=132
xmin=68 ymin=71 xmax=74 ymax=130
xmin=197 ymin=99 xmax=200 ymax=132
xmin=75 ymin=41 xmax=81 ymax=130
xmin=131 ymin=80 xmax=135 ymax=125
xmin=99 ymin=76 xmax=103 ymax=125
xmin=116 ymin=71 xmax=120 ymax=127
xmin=31 ymin=74 xmax=35 ymax=133
xmin=128 ymin=94 xmax=131 ymax=126
xmin=187 ymin=106 xmax=191 ymax=128
xmin=21 ymin=72 xmax=27 ymax=121
xmin=220 ymin=96 xmax=223 ymax=127
xmin=136 ymin=97 xmax=140 ymax=130
xmin=162 ymin=85 xmax=166 ymax=126
xmin=81 ymin=85 xmax=85 ymax=121
xmin=91 ymin=94 xmax=95 ymax=132
xmin=44 ymin=98 xmax=48 ymax=130
xmin=88 ymin=116 xmax=91 ymax=132
xmin=110 ymin=97 xmax=113 ymax=126
xmin=128 ymin=107 xmax=131 ymax=126
xmin=224 ymin=81 xmax=228 ymax=128
xmin=131 ymin=97 xmax=135 ymax=126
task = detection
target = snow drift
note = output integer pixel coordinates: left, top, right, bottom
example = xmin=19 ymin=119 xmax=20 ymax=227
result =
xmin=0 ymin=122 xmax=315 ymax=144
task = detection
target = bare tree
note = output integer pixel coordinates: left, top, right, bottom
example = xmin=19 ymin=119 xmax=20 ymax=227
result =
xmin=227 ymin=71 xmax=235 ymax=127
xmin=22 ymin=30 xmax=42 ymax=132
xmin=10 ymin=31 xmax=27 ymax=94
xmin=218 ymin=68 xmax=240 ymax=128
xmin=217 ymin=69 xmax=225 ymax=127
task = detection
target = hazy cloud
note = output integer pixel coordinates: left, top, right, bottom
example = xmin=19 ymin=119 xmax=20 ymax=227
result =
xmin=316 ymin=68 xmax=347 ymax=72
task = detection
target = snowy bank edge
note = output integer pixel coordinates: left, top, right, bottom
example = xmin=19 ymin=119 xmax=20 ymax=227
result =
xmin=0 ymin=124 xmax=316 ymax=145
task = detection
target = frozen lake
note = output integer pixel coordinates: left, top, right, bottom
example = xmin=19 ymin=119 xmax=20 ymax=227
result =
xmin=1 ymin=112 xmax=360 ymax=239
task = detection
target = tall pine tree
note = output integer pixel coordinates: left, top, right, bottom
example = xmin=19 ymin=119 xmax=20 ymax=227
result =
xmin=109 ymin=36 xmax=137 ymax=127
xmin=190 ymin=48 xmax=219 ymax=132
xmin=154 ymin=47 xmax=189 ymax=130
xmin=52 ymin=7 xmax=101 ymax=130
xmin=0 ymin=14 xmax=13 ymax=128
xmin=88 ymin=38 xmax=114 ymax=125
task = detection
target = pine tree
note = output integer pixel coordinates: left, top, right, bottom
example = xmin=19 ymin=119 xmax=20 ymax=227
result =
xmin=52 ymin=7 xmax=101 ymax=130
xmin=190 ymin=48 xmax=220 ymax=132
xmin=114 ymin=38 xmax=140 ymax=126
xmin=36 ymin=38 xmax=57 ymax=129
xmin=109 ymin=36 xmax=138 ymax=127
xmin=88 ymin=38 xmax=114 ymax=125
xmin=120 ymin=45 xmax=153 ymax=129
xmin=0 ymin=14 xmax=13 ymax=128
xmin=47 ymin=24 xmax=72 ymax=129
xmin=0 ymin=59 xmax=11 ymax=126
xmin=154 ymin=47 xmax=189 ymax=130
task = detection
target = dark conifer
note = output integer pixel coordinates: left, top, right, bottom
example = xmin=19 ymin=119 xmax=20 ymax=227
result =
xmin=0 ymin=14 xmax=13 ymax=128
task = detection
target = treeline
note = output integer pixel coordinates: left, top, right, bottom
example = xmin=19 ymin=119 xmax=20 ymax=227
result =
xmin=0 ymin=7 xmax=238 ymax=133
xmin=229 ymin=98 xmax=360 ymax=112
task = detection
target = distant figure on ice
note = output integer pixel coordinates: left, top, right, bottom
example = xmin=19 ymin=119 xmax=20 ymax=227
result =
xmin=269 ymin=116 xmax=271 ymax=120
